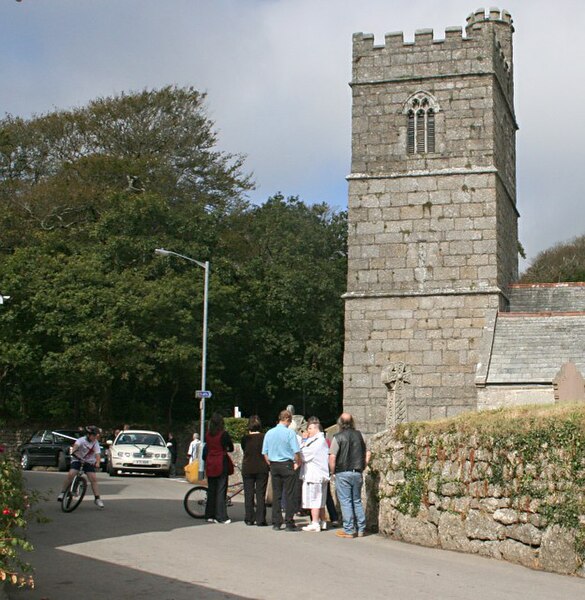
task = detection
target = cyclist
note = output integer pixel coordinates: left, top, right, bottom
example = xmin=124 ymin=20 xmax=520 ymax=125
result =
xmin=57 ymin=425 xmax=104 ymax=509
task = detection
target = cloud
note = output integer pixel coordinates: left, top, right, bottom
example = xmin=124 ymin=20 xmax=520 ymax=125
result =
xmin=1 ymin=0 xmax=584 ymax=268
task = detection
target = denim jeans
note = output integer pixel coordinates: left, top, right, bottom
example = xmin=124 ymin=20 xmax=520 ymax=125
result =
xmin=335 ymin=471 xmax=366 ymax=534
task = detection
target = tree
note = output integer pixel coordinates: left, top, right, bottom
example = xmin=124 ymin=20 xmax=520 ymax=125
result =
xmin=520 ymin=234 xmax=585 ymax=283
xmin=0 ymin=87 xmax=252 ymax=424
xmin=214 ymin=195 xmax=347 ymax=424
xmin=0 ymin=89 xmax=347 ymax=428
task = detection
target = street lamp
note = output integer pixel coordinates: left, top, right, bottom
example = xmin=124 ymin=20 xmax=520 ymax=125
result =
xmin=155 ymin=248 xmax=210 ymax=481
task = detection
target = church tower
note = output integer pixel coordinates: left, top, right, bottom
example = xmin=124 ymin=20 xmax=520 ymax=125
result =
xmin=343 ymin=9 xmax=519 ymax=434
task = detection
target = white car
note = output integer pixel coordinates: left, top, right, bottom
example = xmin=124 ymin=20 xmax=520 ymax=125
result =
xmin=107 ymin=430 xmax=171 ymax=477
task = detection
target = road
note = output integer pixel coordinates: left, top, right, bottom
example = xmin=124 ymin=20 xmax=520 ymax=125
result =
xmin=8 ymin=470 xmax=585 ymax=600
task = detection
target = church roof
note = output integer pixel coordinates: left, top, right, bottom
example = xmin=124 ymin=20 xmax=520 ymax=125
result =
xmin=480 ymin=283 xmax=585 ymax=385
xmin=485 ymin=313 xmax=585 ymax=384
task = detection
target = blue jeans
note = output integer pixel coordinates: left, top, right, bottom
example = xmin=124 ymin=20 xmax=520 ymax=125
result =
xmin=335 ymin=471 xmax=366 ymax=534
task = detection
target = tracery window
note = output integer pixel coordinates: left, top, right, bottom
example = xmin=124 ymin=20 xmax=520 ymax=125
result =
xmin=404 ymin=92 xmax=438 ymax=154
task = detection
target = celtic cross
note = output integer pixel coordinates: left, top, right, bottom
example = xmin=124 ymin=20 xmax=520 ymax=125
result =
xmin=381 ymin=362 xmax=412 ymax=429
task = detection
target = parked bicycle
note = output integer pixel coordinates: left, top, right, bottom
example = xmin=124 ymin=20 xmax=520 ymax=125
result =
xmin=61 ymin=458 xmax=90 ymax=513
xmin=183 ymin=472 xmax=244 ymax=519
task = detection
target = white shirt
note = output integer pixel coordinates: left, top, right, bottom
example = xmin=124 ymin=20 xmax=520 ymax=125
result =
xmin=73 ymin=436 xmax=100 ymax=465
xmin=188 ymin=439 xmax=201 ymax=462
xmin=300 ymin=432 xmax=330 ymax=483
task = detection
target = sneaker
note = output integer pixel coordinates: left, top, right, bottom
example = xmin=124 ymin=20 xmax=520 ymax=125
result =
xmin=357 ymin=531 xmax=366 ymax=537
xmin=335 ymin=530 xmax=355 ymax=539
xmin=320 ymin=520 xmax=328 ymax=531
xmin=285 ymin=524 xmax=298 ymax=532
xmin=57 ymin=493 xmax=64 ymax=502
xmin=206 ymin=518 xmax=216 ymax=523
xmin=94 ymin=499 xmax=104 ymax=509
xmin=219 ymin=519 xmax=231 ymax=524
xmin=272 ymin=524 xmax=282 ymax=531
xmin=302 ymin=522 xmax=321 ymax=532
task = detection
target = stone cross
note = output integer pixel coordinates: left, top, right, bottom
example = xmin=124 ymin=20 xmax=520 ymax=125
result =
xmin=382 ymin=362 xmax=411 ymax=429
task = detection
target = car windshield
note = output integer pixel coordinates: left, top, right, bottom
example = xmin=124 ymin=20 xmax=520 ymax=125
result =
xmin=116 ymin=433 xmax=164 ymax=447
xmin=54 ymin=430 xmax=79 ymax=441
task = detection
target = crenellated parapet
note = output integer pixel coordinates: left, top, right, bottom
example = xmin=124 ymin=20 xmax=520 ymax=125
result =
xmin=353 ymin=8 xmax=514 ymax=95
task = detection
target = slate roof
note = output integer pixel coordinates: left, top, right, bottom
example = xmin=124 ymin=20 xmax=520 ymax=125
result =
xmin=485 ymin=314 xmax=585 ymax=384
xmin=480 ymin=283 xmax=585 ymax=385
xmin=508 ymin=283 xmax=585 ymax=312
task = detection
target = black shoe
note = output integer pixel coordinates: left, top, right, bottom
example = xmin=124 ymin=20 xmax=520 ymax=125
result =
xmin=285 ymin=525 xmax=297 ymax=532
xmin=257 ymin=522 xmax=268 ymax=527
xmin=245 ymin=520 xmax=255 ymax=526
xmin=272 ymin=524 xmax=282 ymax=531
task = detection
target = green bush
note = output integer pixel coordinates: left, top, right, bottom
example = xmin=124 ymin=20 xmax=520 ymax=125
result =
xmin=0 ymin=446 xmax=35 ymax=588
xmin=224 ymin=418 xmax=248 ymax=443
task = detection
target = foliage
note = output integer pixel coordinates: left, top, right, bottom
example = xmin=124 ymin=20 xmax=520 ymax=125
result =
xmin=224 ymin=418 xmax=248 ymax=444
xmin=520 ymin=234 xmax=585 ymax=283
xmin=0 ymin=88 xmax=347 ymax=429
xmin=0 ymin=446 xmax=36 ymax=588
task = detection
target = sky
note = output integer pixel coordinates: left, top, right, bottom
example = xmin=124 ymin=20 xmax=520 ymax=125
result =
xmin=1 ymin=0 xmax=584 ymax=270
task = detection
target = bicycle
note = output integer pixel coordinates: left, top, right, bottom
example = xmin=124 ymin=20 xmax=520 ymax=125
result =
xmin=61 ymin=458 xmax=90 ymax=513
xmin=183 ymin=473 xmax=244 ymax=519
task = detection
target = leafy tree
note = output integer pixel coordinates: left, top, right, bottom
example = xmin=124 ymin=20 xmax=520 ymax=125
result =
xmin=214 ymin=195 xmax=347 ymax=424
xmin=0 ymin=89 xmax=347 ymax=429
xmin=520 ymin=234 xmax=585 ymax=283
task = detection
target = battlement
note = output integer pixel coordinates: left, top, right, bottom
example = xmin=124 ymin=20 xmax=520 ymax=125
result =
xmin=353 ymin=7 xmax=513 ymax=52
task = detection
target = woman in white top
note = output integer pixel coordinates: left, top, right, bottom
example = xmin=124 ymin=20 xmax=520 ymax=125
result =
xmin=187 ymin=433 xmax=201 ymax=464
xmin=299 ymin=418 xmax=330 ymax=532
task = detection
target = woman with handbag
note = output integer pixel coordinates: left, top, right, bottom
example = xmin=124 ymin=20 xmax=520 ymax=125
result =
xmin=204 ymin=413 xmax=234 ymax=524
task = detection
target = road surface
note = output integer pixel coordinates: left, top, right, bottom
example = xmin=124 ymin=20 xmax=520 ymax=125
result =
xmin=8 ymin=470 xmax=585 ymax=599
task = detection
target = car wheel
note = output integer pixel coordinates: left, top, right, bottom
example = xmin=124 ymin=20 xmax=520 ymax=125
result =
xmin=108 ymin=462 xmax=118 ymax=477
xmin=57 ymin=450 xmax=68 ymax=472
xmin=157 ymin=470 xmax=170 ymax=478
xmin=21 ymin=451 xmax=32 ymax=471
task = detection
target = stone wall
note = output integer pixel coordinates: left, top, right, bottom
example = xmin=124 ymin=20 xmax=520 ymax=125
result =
xmin=367 ymin=416 xmax=585 ymax=577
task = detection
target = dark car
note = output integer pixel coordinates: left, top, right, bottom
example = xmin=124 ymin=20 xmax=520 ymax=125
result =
xmin=19 ymin=429 xmax=107 ymax=472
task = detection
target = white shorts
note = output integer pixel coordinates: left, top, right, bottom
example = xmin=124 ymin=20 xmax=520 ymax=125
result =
xmin=302 ymin=481 xmax=327 ymax=509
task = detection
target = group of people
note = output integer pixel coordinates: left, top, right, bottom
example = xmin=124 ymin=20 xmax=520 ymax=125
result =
xmin=202 ymin=408 xmax=370 ymax=538
xmin=54 ymin=409 xmax=370 ymax=539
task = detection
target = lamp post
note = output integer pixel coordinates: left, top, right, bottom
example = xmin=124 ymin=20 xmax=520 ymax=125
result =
xmin=155 ymin=248 xmax=209 ymax=480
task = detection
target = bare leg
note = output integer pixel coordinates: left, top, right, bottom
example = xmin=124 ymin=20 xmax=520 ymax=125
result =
xmin=87 ymin=471 xmax=100 ymax=497
xmin=61 ymin=469 xmax=78 ymax=492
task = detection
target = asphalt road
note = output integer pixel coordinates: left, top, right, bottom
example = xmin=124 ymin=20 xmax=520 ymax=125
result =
xmin=8 ymin=470 xmax=585 ymax=600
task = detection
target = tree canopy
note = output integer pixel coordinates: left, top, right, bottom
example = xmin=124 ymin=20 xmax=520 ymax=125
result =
xmin=0 ymin=87 xmax=346 ymax=428
xmin=520 ymin=234 xmax=585 ymax=283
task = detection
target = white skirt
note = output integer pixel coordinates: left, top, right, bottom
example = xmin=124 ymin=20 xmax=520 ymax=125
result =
xmin=302 ymin=481 xmax=327 ymax=509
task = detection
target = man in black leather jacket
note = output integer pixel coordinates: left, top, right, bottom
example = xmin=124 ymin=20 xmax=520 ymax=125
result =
xmin=328 ymin=413 xmax=370 ymax=538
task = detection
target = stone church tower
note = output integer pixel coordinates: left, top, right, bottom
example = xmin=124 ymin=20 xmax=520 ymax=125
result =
xmin=343 ymin=8 xmax=519 ymax=434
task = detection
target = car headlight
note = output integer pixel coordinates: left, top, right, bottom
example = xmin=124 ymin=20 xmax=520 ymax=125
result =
xmin=117 ymin=452 xmax=124 ymax=457
xmin=124 ymin=452 xmax=130 ymax=457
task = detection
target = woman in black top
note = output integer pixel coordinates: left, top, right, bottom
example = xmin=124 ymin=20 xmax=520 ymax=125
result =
xmin=241 ymin=415 xmax=269 ymax=526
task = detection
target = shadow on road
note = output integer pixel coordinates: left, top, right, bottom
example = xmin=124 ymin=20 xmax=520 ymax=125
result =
xmin=9 ymin=473 xmax=251 ymax=600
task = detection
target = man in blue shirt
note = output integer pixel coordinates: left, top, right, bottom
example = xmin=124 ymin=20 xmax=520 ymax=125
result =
xmin=262 ymin=409 xmax=301 ymax=531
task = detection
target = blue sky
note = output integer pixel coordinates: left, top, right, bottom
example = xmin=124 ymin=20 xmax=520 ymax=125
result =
xmin=2 ymin=0 xmax=584 ymax=270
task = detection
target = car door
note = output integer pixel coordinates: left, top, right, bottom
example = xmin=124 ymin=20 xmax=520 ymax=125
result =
xmin=24 ymin=431 xmax=45 ymax=466
xmin=38 ymin=431 xmax=57 ymax=465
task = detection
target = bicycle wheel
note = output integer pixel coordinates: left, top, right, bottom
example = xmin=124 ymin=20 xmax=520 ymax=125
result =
xmin=61 ymin=476 xmax=87 ymax=513
xmin=183 ymin=486 xmax=208 ymax=519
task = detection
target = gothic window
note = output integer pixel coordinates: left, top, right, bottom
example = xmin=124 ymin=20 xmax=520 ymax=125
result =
xmin=404 ymin=92 xmax=439 ymax=155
